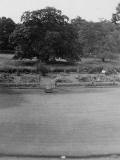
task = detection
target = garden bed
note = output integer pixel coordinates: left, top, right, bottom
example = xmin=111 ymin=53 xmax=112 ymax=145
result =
xmin=0 ymin=72 xmax=119 ymax=89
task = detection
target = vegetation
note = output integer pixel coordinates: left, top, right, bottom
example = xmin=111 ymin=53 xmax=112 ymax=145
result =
xmin=0 ymin=3 xmax=120 ymax=64
xmin=10 ymin=7 xmax=82 ymax=62
xmin=0 ymin=17 xmax=16 ymax=51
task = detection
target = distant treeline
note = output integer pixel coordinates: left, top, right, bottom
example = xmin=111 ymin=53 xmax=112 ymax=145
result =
xmin=0 ymin=3 xmax=120 ymax=62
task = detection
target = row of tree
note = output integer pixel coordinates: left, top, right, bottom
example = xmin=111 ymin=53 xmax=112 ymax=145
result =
xmin=1 ymin=4 xmax=120 ymax=62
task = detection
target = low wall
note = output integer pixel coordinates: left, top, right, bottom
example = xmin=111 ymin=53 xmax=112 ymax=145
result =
xmin=0 ymin=81 xmax=118 ymax=89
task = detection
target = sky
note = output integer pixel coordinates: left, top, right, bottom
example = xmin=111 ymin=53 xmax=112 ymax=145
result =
xmin=0 ymin=0 xmax=120 ymax=23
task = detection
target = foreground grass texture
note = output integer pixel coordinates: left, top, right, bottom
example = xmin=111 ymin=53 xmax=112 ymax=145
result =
xmin=0 ymin=87 xmax=120 ymax=157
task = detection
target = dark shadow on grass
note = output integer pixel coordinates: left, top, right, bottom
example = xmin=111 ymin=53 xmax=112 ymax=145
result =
xmin=0 ymin=85 xmax=24 ymax=109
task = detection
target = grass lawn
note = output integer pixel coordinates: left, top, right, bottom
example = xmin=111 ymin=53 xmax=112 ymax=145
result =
xmin=0 ymin=87 xmax=120 ymax=158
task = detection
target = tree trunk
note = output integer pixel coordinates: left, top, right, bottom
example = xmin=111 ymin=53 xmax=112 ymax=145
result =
xmin=102 ymin=58 xmax=105 ymax=62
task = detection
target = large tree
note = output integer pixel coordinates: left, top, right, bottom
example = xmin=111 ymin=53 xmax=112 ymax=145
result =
xmin=0 ymin=17 xmax=16 ymax=51
xmin=71 ymin=17 xmax=106 ymax=56
xmin=112 ymin=3 xmax=120 ymax=24
xmin=72 ymin=17 xmax=119 ymax=59
xmin=10 ymin=7 xmax=81 ymax=62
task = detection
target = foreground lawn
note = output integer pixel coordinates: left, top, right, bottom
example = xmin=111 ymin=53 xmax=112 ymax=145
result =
xmin=0 ymin=87 xmax=120 ymax=157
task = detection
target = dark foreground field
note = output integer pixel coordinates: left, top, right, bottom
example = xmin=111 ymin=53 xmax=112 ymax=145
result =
xmin=0 ymin=87 xmax=120 ymax=160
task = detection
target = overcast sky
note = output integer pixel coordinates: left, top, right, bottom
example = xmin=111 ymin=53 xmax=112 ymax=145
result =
xmin=0 ymin=0 xmax=120 ymax=22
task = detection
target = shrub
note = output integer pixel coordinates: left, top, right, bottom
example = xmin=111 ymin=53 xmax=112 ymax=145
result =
xmin=51 ymin=68 xmax=64 ymax=73
xmin=66 ymin=68 xmax=77 ymax=73
xmin=36 ymin=63 xmax=49 ymax=76
xmin=88 ymin=66 xmax=103 ymax=74
xmin=78 ymin=76 xmax=90 ymax=82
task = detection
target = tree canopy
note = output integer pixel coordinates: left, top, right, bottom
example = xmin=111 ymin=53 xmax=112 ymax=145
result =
xmin=3 ymin=4 xmax=120 ymax=62
xmin=71 ymin=16 xmax=120 ymax=61
xmin=10 ymin=7 xmax=82 ymax=62
xmin=0 ymin=17 xmax=16 ymax=51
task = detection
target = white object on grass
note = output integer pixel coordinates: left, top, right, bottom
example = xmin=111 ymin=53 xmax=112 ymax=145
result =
xmin=60 ymin=156 xmax=66 ymax=159
xmin=101 ymin=70 xmax=106 ymax=74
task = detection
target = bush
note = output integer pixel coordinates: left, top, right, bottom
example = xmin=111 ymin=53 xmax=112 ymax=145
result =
xmin=88 ymin=66 xmax=103 ymax=74
xmin=51 ymin=68 xmax=64 ymax=73
xmin=36 ymin=63 xmax=49 ymax=76
xmin=66 ymin=68 xmax=77 ymax=73
xmin=78 ymin=76 xmax=90 ymax=82
xmin=56 ymin=77 xmax=72 ymax=83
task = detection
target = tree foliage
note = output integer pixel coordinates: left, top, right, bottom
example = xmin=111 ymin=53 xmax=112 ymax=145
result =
xmin=112 ymin=3 xmax=120 ymax=24
xmin=10 ymin=7 xmax=82 ymax=62
xmin=0 ymin=17 xmax=16 ymax=50
xmin=72 ymin=16 xmax=120 ymax=61
xmin=9 ymin=4 xmax=120 ymax=62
